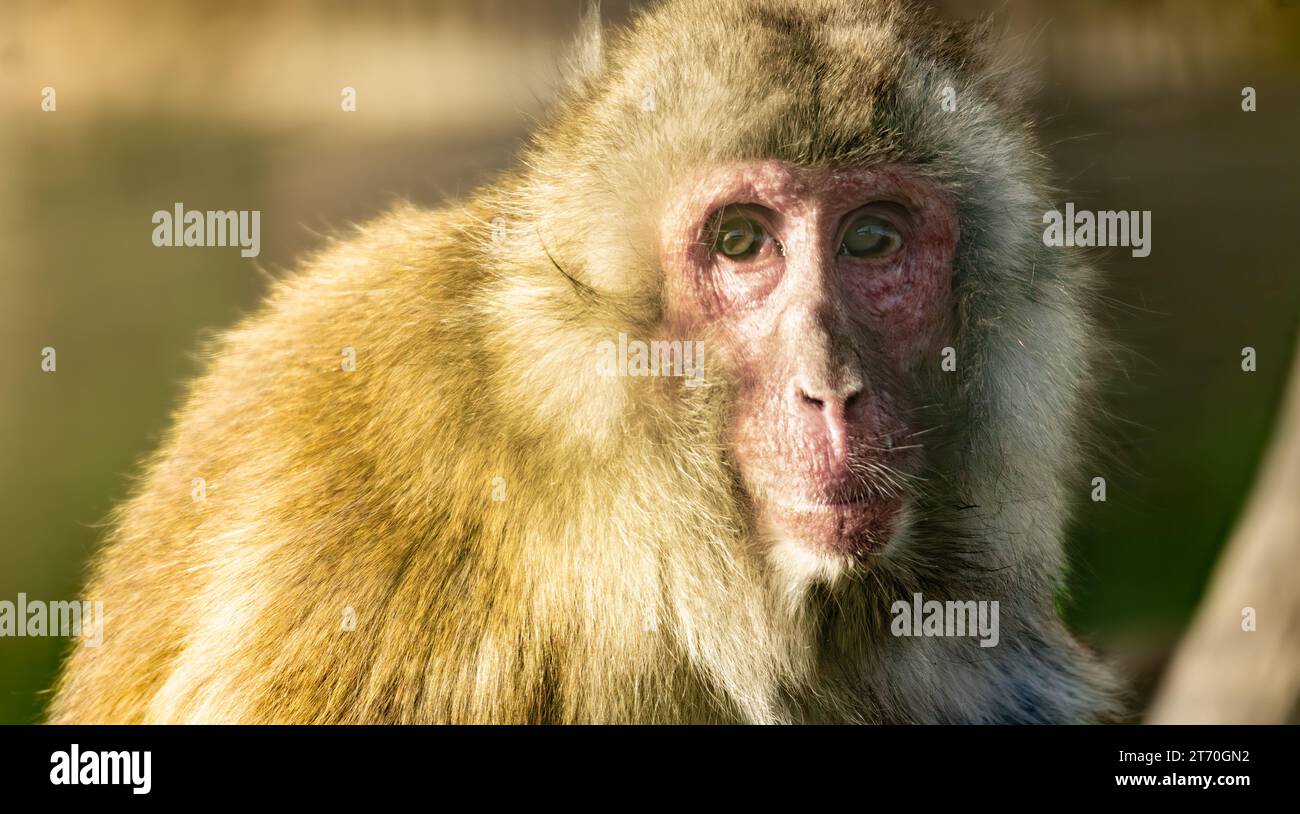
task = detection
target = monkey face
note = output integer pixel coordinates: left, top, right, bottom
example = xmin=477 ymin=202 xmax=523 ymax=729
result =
xmin=662 ymin=160 xmax=959 ymax=558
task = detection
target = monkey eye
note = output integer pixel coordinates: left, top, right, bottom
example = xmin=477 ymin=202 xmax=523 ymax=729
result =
xmin=712 ymin=212 xmax=769 ymax=260
xmin=839 ymin=213 xmax=903 ymax=258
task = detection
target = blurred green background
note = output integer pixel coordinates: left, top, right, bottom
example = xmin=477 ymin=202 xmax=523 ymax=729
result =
xmin=1 ymin=0 xmax=1297 ymax=723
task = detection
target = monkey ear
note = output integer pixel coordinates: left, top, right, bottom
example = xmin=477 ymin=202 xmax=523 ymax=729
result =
xmin=564 ymin=2 xmax=606 ymax=96
xmin=939 ymin=13 xmax=1038 ymax=115
xmin=902 ymin=6 xmax=1033 ymax=118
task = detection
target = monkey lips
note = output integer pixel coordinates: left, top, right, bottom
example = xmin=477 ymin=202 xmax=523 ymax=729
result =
xmin=766 ymin=493 xmax=905 ymax=556
xmin=734 ymin=404 xmax=919 ymax=557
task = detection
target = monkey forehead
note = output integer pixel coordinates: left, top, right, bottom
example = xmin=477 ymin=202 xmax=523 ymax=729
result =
xmin=659 ymin=160 xmax=955 ymax=249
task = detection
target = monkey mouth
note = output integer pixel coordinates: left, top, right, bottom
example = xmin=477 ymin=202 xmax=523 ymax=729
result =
xmin=765 ymin=493 xmax=904 ymax=557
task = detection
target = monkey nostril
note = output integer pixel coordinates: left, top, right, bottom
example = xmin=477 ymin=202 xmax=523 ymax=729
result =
xmin=798 ymin=386 xmax=825 ymax=411
xmin=793 ymin=383 xmax=851 ymax=461
xmin=793 ymin=377 xmax=868 ymax=460
xmin=795 ymin=379 xmax=863 ymax=415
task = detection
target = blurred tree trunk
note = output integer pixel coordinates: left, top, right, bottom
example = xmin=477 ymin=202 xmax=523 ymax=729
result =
xmin=1148 ymin=335 xmax=1300 ymax=723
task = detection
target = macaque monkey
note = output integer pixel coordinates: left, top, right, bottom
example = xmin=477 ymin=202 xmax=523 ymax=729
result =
xmin=52 ymin=0 xmax=1120 ymax=723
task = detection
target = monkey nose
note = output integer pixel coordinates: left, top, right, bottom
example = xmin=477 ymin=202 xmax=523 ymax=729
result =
xmin=793 ymin=378 xmax=861 ymax=463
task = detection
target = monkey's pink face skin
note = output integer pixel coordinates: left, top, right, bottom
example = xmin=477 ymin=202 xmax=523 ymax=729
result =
xmin=661 ymin=161 xmax=959 ymax=558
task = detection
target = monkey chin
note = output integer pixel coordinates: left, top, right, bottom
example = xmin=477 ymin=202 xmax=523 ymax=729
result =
xmin=762 ymin=496 xmax=906 ymax=584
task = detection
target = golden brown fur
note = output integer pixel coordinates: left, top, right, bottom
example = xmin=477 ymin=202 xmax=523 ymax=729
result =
xmin=51 ymin=0 xmax=1119 ymax=724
